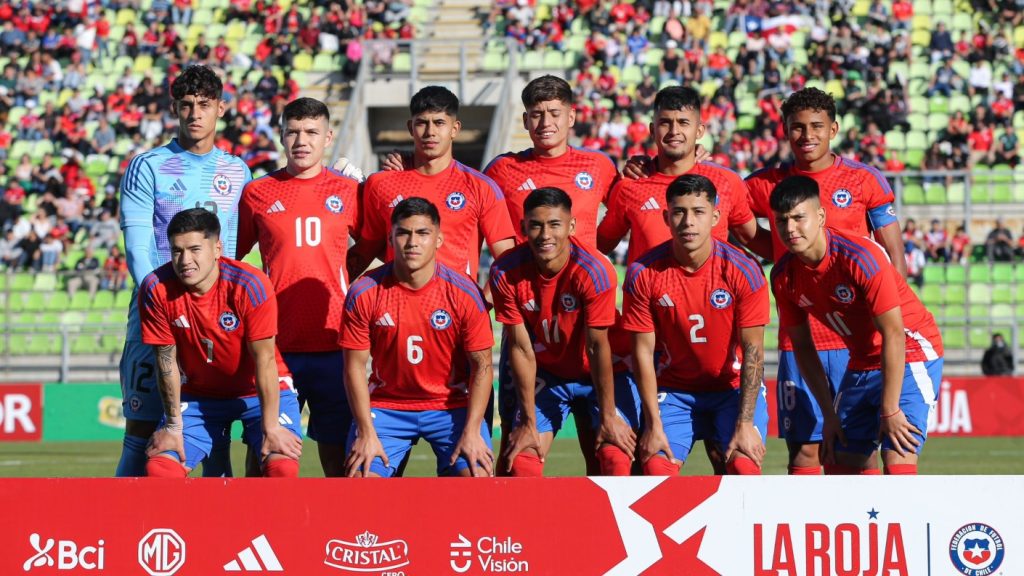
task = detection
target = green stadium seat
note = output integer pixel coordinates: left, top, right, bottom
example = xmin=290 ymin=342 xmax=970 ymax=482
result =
xmin=520 ymin=51 xmax=543 ymax=70
xmin=904 ymin=149 xmax=925 ymax=168
xmin=32 ymin=273 xmax=57 ymax=291
xmin=23 ymin=293 xmax=45 ymax=311
xmin=26 ymin=334 xmax=59 ymax=355
xmin=10 ymin=273 xmax=33 ymax=291
xmin=968 ymin=265 xmax=992 ymax=283
xmin=992 ymin=264 xmax=1014 ymax=283
xmin=46 ymin=292 xmax=70 ymax=311
xmin=68 ymin=292 xmax=92 ymax=311
xmin=928 ymin=113 xmax=949 ymax=132
xmin=968 ymin=304 xmax=989 ymax=319
xmin=6 ymin=335 xmax=28 ymax=355
xmin=993 ymin=285 xmax=1013 ymax=304
xmin=969 ymin=327 xmax=991 ymax=349
xmin=101 ymin=334 xmax=125 ymax=353
xmin=37 ymin=312 xmax=59 ymax=325
xmin=942 ymin=327 xmax=966 ymax=350
xmin=292 ymin=52 xmax=313 ymax=72
xmin=992 ymin=303 xmax=1014 ymax=318
xmin=944 ymin=265 xmax=966 ymax=284
xmin=84 ymin=311 xmax=105 ymax=325
xmin=482 ymin=51 xmax=508 ymax=71
xmin=1015 ymin=284 xmax=1024 ymax=302
xmin=886 ymin=131 xmax=906 ymax=151
xmin=968 ymin=284 xmax=992 ymax=304
xmin=114 ymin=290 xmax=132 ymax=309
xmin=91 ymin=291 xmax=114 ymax=310
xmin=929 ymin=96 xmax=948 ymax=114
xmin=944 ymin=284 xmax=966 ymax=304
xmin=902 ymin=183 xmax=924 ymax=204
xmin=61 ymin=311 xmax=84 ymax=326
xmin=70 ymin=335 xmax=101 ymax=355
xmin=946 ymin=181 xmax=966 ymax=203
xmin=921 ymin=284 xmax=942 ymax=306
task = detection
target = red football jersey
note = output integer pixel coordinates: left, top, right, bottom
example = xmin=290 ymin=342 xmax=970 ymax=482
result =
xmin=598 ymin=161 xmax=755 ymax=264
xmin=236 ymin=168 xmax=361 ymax=353
xmin=339 ymin=262 xmax=495 ymax=411
xmin=484 ymin=146 xmax=619 ymax=249
xmin=360 ymin=161 xmax=515 ymax=279
xmin=139 ymin=258 xmax=291 ymax=399
xmin=746 ymin=155 xmax=899 ymax=351
xmin=772 ymin=229 xmax=944 ymax=371
xmin=490 ymin=238 xmax=617 ymax=381
xmin=622 ymin=240 xmax=770 ymax=392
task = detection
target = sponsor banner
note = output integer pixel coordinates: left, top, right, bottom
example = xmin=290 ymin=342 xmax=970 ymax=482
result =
xmin=765 ymin=377 xmax=1024 ymax=437
xmin=0 ymin=477 xmax=1022 ymax=575
xmin=0 ymin=383 xmax=42 ymax=441
xmin=42 ymin=383 xmax=125 ymax=441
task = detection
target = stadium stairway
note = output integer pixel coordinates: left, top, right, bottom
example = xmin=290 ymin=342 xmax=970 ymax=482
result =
xmin=417 ymin=0 xmax=488 ymax=80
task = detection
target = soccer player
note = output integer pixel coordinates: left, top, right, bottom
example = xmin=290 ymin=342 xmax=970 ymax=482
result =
xmin=745 ymin=88 xmax=907 ymax=475
xmin=491 ymin=188 xmax=639 ymax=476
xmin=237 ymin=97 xmax=360 ymax=477
xmin=141 ymin=208 xmax=303 ymax=478
xmin=347 ymin=85 xmax=515 ymax=281
xmin=597 ymin=86 xmax=757 ymax=265
xmin=769 ymin=176 xmax=944 ymax=474
xmin=116 ymin=65 xmax=251 ymax=477
xmin=623 ymin=175 xmax=769 ymax=475
xmin=484 ymin=75 xmax=619 ymax=475
xmin=342 ymin=198 xmax=495 ymax=478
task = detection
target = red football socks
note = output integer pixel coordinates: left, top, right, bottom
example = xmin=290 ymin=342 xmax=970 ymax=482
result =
xmin=146 ymin=457 xmax=188 ymax=478
xmin=727 ymin=457 xmax=761 ymax=475
xmin=263 ymin=458 xmax=299 ymax=478
xmin=642 ymin=456 xmax=681 ymax=476
xmin=789 ymin=465 xmax=822 ymax=475
xmin=510 ymin=453 xmax=544 ymax=477
xmin=596 ymin=445 xmax=632 ymax=476
xmin=884 ymin=464 xmax=917 ymax=475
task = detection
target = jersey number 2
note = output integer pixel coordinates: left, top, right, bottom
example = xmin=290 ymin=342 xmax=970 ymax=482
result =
xmin=688 ymin=314 xmax=707 ymax=343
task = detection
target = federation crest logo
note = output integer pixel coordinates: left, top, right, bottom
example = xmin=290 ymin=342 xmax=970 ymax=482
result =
xmin=219 ymin=311 xmax=240 ymax=332
xmin=886 ymin=205 xmax=896 ymax=217
xmin=445 ymin=191 xmax=467 ymax=211
xmin=129 ymin=394 xmax=143 ymax=412
xmin=831 ymin=188 xmax=853 ymax=208
xmin=949 ymin=523 xmax=1005 ymax=576
xmin=710 ymin=288 xmax=732 ymax=309
xmin=325 ymin=195 xmax=344 ymax=214
xmin=430 ymin=309 xmax=452 ymax=330
xmin=561 ymin=293 xmax=579 ymax=312
xmin=574 ymin=171 xmax=594 ymax=190
xmin=834 ymin=284 xmax=854 ymax=304
xmin=213 ymin=174 xmax=232 ymax=196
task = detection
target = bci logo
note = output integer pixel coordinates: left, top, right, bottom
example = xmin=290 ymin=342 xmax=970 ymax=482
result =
xmin=23 ymin=533 xmax=105 ymax=571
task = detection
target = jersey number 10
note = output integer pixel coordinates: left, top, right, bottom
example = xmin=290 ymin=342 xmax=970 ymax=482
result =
xmin=295 ymin=217 xmax=322 ymax=247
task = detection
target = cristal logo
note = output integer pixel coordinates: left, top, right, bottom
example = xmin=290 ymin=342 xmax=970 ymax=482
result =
xmin=23 ymin=533 xmax=105 ymax=571
xmin=324 ymin=531 xmax=410 ymax=572
xmin=449 ymin=534 xmax=530 ymax=574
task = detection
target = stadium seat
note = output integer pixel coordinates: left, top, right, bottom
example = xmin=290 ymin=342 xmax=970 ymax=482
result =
xmin=6 ymin=335 xmax=28 ymax=355
xmin=969 ymin=327 xmax=991 ymax=349
xmin=46 ymin=292 xmax=70 ymax=311
xmin=923 ymin=265 xmax=945 ymax=284
xmin=10 ymin=273 xmax=34 ymax=291
xmin=946 ymin=181 xmax=966 ymax=203
xmin=924 ymin=184 xmax=946 ymax=204
xmin=292 ymin=52 xmax=313 ymax=72
xmin=921 ymin=284 xmax=943 ymax=306
xmin=84 ymin=311 xmax=105 ymax=325
xmin=71 ymin=335 xmax=101 ymax=355
xmin=901 ymin=183 xmax=924 ymax=204
xmin=114 ymin=290 xmax=132 ymax=309
xmin=942 ymin=327 xmax=965 ymax=350
xmin=101 ymin=334 xmax=125 ymax=353
xmin=945 ymin=266 xmax=966 ymax=284
xmin=68 ymin=292 xmax=92 ymax=311
xmin=993 ymin=285 xmax=1013 ymax=304
xmin=91 ymin=291 xmax=115 ymax=310
xmin=23 ymin=293 xmax=45 ymax=312
xmin=991 ymin=303 xmax=1014 ymax=318
xmin=968 ymin=284 xmax=992 ymax=304
xmin=61 ymin=311 xmax=85 ymax=326
xmin=944 ymin=284 xmax=967 ymax=306
xmin=33 ymin=273 xmax=58 ymax=291
xmin=968 ymin=265 xmax=992 ymax=283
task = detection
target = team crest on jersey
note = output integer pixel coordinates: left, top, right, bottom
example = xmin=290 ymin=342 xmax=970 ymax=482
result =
xmin=219 ymin=311 xmax=240 ymax=332
xmin=574 ymin=171 xmax=594 ymax=191
xmin=128 ymin=394 xmax=143 ymax=412
xmin=430 ymin=309 xmax=452 ymax=330
xmin=445 ymin=191 xmax=467 ymax=211
xmin=325 ymin=195 xmax=344 ymax=214
xmin=949 ymin=523 xmax=1005 ymax=576
xmin=710 ymin=288 xmax=733 ymax=309
xmin=831 ymin=188 xmax=853 ymax=208
xmin=834 ymin=284 xmax=854 ymax=304
xmin=560 ymin=293 xmax=579 ymax=312
xmin=213 ymin=174 xmax=232 ymax=195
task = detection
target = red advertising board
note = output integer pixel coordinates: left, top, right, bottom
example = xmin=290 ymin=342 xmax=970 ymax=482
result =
xmin=765 ymin=376 xmax=1024 ymax=437
xmin=0 ymin=383 xmax=42 ymax=441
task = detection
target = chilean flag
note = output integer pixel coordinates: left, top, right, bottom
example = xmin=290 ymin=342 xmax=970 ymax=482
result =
xmin=746 ymin=14 xmax=805 ymax=38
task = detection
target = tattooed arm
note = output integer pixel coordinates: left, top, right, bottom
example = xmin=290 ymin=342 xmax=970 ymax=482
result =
xmin=145 ymin=344 xmax=187 ymax=464
xmin=724 ymin=325 xmax=767 ymax=468
xmin=450 ymin=348 xmax=495 ymax=477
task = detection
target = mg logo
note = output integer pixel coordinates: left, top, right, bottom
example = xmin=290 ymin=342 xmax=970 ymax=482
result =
xmin=138 ymin=528 xmax=186 ymax=576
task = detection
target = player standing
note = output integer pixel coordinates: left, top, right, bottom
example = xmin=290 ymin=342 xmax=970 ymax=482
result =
xmin=237 ymin=97 xmax=360 ymax=477
xmin=141 ymin=209 xmax=302 ymax=478
xmin=623 ymin=175 xmax=769 ymax=475
xmin=769 ymin=176 xmax=943 ymax=474
xmin=116 ymin=65 xmax=251 ymax=477
xmin=745 ymin=88 xmax=907 ymax=475
xmin=342 ymin=198 xmax=495 ymax=477
xmin=491 ymin=188 xmax=638 ymax=476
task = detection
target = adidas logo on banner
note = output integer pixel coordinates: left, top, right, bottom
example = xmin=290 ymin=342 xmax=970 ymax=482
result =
xmin=223 ymin=535 xmax=282 ymax=572
xmin=388 ymin=195 xmax=405 ymax=209
xmin=173 ymin=315 xmax=191 ymax=329
xmin=265 ymin=200 xmax=286 ymax=214
xmin=523 ymin=299 xmax=538 ymax=312
xmin=798 ymin=294 xmax=813 ymax=308
xmin=657 ymin=294 xmax=675 ymax=307
xmin=640 ymin=197 xmax=661 ymax=211
xmin=517 ymin=178 xmax=537 ymax=191
xmin=375 ymin=313 xmax=396 ymax=327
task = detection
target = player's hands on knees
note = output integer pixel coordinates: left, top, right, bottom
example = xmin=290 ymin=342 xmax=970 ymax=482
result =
xmin=820 ymin=413 xmax=845 ymax=465
xmin=638 ymin=426 xmax=679 ymax=466
xmin=147 ymin=421 xmax=186 ymax=462
xmin=452 ymin=430 xmax=495 ymax=477
xmin=381 ymin=149 xmax=409 ymax=172
xmin=501 ymin=422 xmax=543 ymax=473
xmin=596 ymin=415 xmax=636 ymax=460
xmin=262 ymin=425 xmax=302 ymax=461
xmin=725 ymin=422 xmax=765 ymax=468
xmin=878 ymin=409 xmax=920 ymax=457
xmin=346 ymin=431 xmax=388 ymax=478
xmin=622 ymin=155 xmax=654 ymax=180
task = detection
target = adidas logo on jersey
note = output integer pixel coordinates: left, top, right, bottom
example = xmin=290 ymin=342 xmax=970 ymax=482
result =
xmin=523 ymin=299 xmax=538 ymax=312
xmin=517 ymin=178 xmax=537 ymax=191
xmin=173 ymin=315 xmax=191 ymax=329
xmin=388 ymin=195 xmax=405 ymax=209
xmin=798 ymin=295 xmax=813 ymax=308
xmin=657 ymin=294 xmax=675 ymax=307
xmin=223 ymin=534 xmax=282 ymax=572
xmin=169 ymin=179 xmax=188 ymax=195
xmin=265 ymin=200 xmax=286 ymax=214
xmin=641 ymin=197 xmax=661 ymax=211
xmin=375 ymin=313 xmax=396 ymax=327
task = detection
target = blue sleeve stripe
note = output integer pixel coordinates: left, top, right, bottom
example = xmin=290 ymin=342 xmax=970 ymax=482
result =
xmin=830 ymin=233 xmax=881 ymax=279
xmin=716 ymin=241 xmax=766 ymax=291
xmin=571 ymin=245 xmax=612 ymax=293
xmin=571 ymin=145 xmax=618 ymax=170
xmin=219 ymin=270 xmax=265 ymax=308
xmin=140 ymin=273 xmax=161 ymax=310
xmin=744 ymin=166 xmax=774 ymax=182
xmin=700 ymin=160 xmax=743 ymax=180
xmin=841 ymin=158 xmax=894 ymax=194
xmin=624 ymin=242 xmax=670 ymax=294
xmin=345 ymin=265 xmax=390 ymax=311
xmin=438 ymin=265 xmax=486 ymax=312
xmin=455 ymin=161 xmax=505 ymax=201
xmin=219 ymin=263 xmax=269 ymax=307
xmin=489 ymin=245 xmax=530 ymax=286
xmin=769 ymin=253 xmax=793 ymax=285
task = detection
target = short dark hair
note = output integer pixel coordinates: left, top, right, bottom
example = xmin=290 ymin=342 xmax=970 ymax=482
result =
xmin=653 ymin=86 xmax=702 ymax=114
xmin=282 ymin=97 xmax=330 ymax=124
xmin=522 ymin=75 xmax=573 ymax=107
xmin=410 ymin=86 xmax=459 ymax=117
xmin=769 ymin=175 xmax=820 ymax=214
xmin=781 ymin=87 xmax=837 ymax=123
xmin=170 ymin=65 xmax=223 ymax=101
xmin=665 ymin=174 xmax=717 ymax=205
xmin=167 ymin=208 xmax=221 ymax=240
xmin=391 ymin=197 xmax=440 ymax=226
xmin=523 ymin=187 xmax=572 ymax=214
